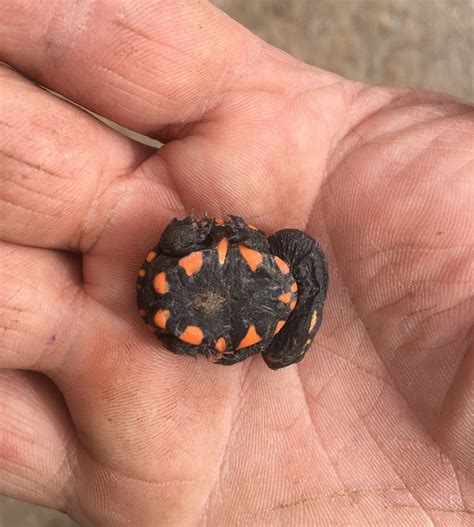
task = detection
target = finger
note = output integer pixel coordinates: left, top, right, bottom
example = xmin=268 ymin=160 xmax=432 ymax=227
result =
xmin=0 ymin=369 xmax=76 ymax=512
xmin=0 ymin=241 xmax=82 ymax=371
xmin=0 ymin=66 xmax=152 ymax=250
xmin=0 ymin=0 xmax=261 ymax=136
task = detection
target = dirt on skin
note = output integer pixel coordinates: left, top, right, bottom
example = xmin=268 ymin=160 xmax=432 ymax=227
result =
xmin=1 ymin=0 xmax=471 ymax=526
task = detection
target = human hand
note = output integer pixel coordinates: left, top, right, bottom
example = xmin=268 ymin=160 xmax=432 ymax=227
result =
xmin=1 ymin=1 xmax=472 ymax=525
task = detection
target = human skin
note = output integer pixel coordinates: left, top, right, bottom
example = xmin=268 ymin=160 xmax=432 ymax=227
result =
xmin=0 ymin=1 xmax=472 ymax=526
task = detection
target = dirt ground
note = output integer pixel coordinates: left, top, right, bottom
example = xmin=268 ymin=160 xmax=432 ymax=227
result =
xmin=0 ymin=1 xmax=472 ymax=526
xmin=216 ymin=0 xmax=473 ymax=100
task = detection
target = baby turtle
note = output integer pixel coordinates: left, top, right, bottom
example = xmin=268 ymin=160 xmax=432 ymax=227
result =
xmin=137 ymin=216 xmax=328 ymax=369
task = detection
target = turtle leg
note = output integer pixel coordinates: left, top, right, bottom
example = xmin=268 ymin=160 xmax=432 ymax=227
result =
xmin=157 ymin=216 xmax=213 ymax=256
xmin=213 ymin=340 xmax=268 ymax=366
xmin=158 ymin=215 xmax=270 ymax=255
xmin=159 ymin=332 xmax=264 ymax=366
xmin=218 ymin=215 xmax=270 ymax=252
xmin=158 ymin=333 xmax=215 ymax=359
xmin=263 ymin=229 xmax=328 ymax=370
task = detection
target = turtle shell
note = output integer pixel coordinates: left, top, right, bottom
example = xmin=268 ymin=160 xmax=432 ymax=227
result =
xmin=137 ymin=219 xmax=298 ymax=360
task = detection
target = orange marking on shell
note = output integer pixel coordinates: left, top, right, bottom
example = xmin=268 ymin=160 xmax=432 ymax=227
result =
xmin=154 ymin=309 xmax=170 ymax=329
xmin=138 ymin=268 xmax=146 ymax=277
xmin=215 ymin=337 xmax=226 ymax=352
xmin=274 ymin=320 xmax=286 ymax=334
xmin=290 ymin=282 xmax=298 ymax=293
xmin=239 ymin=245 xmax=263 ymax=272
xmin=278 ymin=292 xmax=291 ymax=304
xmin=215 ymin=216 xmax=226 ymax=225
xmin=309 ymin=311 xmax=318 ymax=332
xmin=237 ymin=325 xmax=262 ymax=349
xmin=154 ymin=272 xmax=169 ymax=294
xmin=290 ymin=300 xmax=297 ymax=311
xmin=179 ymin=251 xmax=203 ymax=276
xmin=275 ymin=256 xmax=290 ymax=274
xmin=146 ymin=251 xmax=157 ymax=263
xmin=180 ymin=326 xmax=204 ymax=345
xmin=217 ymin=238 xmax=228 ymax=265
xmin=248 ymin=224 xmax=258 ymax=230
xmin=138 ymin=309 xmax=146 ymax=318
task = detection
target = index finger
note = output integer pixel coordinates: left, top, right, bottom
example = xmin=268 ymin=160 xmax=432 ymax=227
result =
xmin=0 ymin=0 xmax=259 ymax=137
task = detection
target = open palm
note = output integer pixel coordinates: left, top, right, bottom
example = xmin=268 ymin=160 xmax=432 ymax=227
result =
xmin=1 ymin=2 xmax=472 ymax=526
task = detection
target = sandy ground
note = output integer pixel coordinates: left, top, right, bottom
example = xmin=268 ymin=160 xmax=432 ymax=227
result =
xmin=216 ymin=0 xmax=473 ymax=100
xmin=1 ymin=1 xmax=472 ymax=526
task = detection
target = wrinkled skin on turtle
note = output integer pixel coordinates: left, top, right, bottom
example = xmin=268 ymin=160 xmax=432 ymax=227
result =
xmin=137 ymin=215 xmax=328 ymax=369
